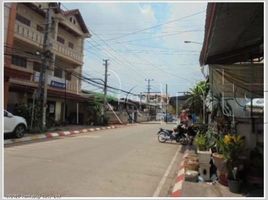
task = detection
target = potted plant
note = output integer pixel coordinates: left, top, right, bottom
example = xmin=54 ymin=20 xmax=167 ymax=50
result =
xmin=221 ymin=134 xmax=245 ymax=193
xmin=211 ymin=134 xmax=228 ymax=185
xmin=228 ymin=167 xmax=241 ymax=193
xmin=194 ymin=129 xmax=215 ymax=163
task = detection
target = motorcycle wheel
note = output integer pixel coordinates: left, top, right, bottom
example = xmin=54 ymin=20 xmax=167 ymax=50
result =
xmin=177 ymin=137 xmax=188 ymax=145
xmin=158 ymin=133 xmax=167 ymax=143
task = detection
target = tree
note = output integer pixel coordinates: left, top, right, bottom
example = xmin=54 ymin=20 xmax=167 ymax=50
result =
xmin=185 ymin=80 xmax=209 ymax=119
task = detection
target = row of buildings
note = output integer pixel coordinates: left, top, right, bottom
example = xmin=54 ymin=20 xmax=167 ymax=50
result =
xmin=4 ymin=2 xmax=169 ymax=126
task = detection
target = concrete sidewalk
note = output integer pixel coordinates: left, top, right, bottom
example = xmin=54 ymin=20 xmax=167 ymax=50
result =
xmin=171 ymin=148 xmax=245 ymax=197
xmin=182 ymin=181 xmax=243 ymax=197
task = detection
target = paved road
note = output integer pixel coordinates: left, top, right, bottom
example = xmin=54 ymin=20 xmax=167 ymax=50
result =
xmin=4 ymin=122 xmax=187 ymax=197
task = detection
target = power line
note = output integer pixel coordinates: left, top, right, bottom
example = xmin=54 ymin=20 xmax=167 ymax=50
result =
xmin=98 ymin=10 xmax=205 ymax=42
xmin=91 ymin=29 xmax=204 ymax=47
xmin=61 ymin=3 xmax=203 ymax=82
xmin=60 ymin=4 xmax=204 ymax=90
xmin=4 ymin=47 xmax=141 ymax=96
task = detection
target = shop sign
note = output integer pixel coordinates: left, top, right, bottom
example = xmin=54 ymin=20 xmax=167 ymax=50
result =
xmin=50 ymin=80 xmax=66 ymax=89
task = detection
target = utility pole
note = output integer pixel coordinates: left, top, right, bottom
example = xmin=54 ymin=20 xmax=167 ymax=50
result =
xmin=36 ymin=3 xmax=54 ymax=131
xmin=102 ymin=59 xmax=109 ymax=124
xmin=139 ymin=92 xmax=142 ymax=110
xmin=145 ymin=78 xmax=153 ymax=103
xmin=165 ymin=84 xmax=168 ymax=122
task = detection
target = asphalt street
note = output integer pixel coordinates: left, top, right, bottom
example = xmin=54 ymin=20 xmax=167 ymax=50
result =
xmin=4 ymin=122 xmax=187 ymax=197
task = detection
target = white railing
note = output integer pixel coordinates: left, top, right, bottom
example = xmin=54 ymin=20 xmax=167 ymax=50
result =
xmin=14 ymin=22 xmax=83 ymax=64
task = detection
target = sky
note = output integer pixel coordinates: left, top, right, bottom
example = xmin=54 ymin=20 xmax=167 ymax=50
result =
xmin=63 ymin=2 xmax=208 ymax=100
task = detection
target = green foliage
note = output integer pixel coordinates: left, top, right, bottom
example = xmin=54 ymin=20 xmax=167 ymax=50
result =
xmin=185 ymin=80 xmax=209 ymax=118
xmin=86 ymin=97 xmax=110 ymax=126
xmin=211 ymin=93 xmax=232 ymax=121
xmin=194 ymin=129 xmax=216 ymax=151
xmin=221 ymin=134 xmax=245 ymax=179
xmin=222 ymin=134 xmax=245 ymax=161
xmin=215 ymin=135 xmax=225 ymax=154
xmin=14 ymin=102 xmax=55 ymax=132
xmin=194 ymin=133 xmax=208 ymax=151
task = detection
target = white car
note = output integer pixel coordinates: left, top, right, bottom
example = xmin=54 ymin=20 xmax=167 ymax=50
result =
xmin=4 ymin=110 xmax=27 ymax=138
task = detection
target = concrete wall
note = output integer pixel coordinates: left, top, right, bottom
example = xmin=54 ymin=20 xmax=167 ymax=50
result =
xmin=236 ymin=117 xmax=263 ymax=152
xmin=106 ymin=111 xmax=150 ymax=124
xmin=57 ymin=25 xmax=83 ymax=53
xmin=4 ymin=3 xmax=10 ymax=43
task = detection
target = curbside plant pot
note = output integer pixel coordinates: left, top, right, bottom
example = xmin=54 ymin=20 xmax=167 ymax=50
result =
xmin=212 ymin=153 xmax=224 ymax=170
xmin=228 ymin=179 xmax=241 ymax=193
xmin=212 ymin=153 xmax=228 ymax=185
xmin=197 ymin=148 xmax=212 ymax=163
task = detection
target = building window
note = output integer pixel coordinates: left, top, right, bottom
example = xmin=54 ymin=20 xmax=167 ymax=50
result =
xmin=16 ymin=14 xmax=31 ymax=26
xmin=12 ymin=55 xmax=27 ymax=68
xmin=70 ymin=17 xmax=72 ymax=22
xmin=36 ymin=25 xmax=44 ymax=33
xmin=54 ymin=67 xmax=63 ymax=78
xmin=57 ymin=36 xmax=65 ymax=44
xmin=68 ymin=42 xmax=74 ymax=49
xmin=66 ymin=72 xmax=72 ymax=81
xmin=33 ymin=62 xmax=42 ymax=72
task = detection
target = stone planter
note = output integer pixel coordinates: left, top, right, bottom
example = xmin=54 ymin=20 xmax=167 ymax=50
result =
xmin=197 ymin=148 xmax=212 ymax=164
xmin=199 ymin=162 xmax=211 ymax=181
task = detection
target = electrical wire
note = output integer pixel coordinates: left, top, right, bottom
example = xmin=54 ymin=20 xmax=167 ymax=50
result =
xmin=95 ymin=10 xmax=206 ymax=42
xmin=4 ymin=46 xmax=141 ymax=96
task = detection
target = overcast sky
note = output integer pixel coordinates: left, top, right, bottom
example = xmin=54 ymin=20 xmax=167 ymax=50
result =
xmin=63 ymin=2 xmax=207 ymax=100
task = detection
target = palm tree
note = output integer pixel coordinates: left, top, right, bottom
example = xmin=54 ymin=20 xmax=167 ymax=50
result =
xmin=185 ymin=81 xmax=209 ymax=120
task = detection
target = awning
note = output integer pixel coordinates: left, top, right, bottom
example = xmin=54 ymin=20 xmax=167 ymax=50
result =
xmin=9 ymin=83 xmax=89 ymax=102
xmin=209 ymin=64 xmax=263 ymax=98
xmin=200 ymin=3 xmax=263 ymax=65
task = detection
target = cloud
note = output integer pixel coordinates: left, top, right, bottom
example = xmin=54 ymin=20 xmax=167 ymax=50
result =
xmin=64 ymin=2 xmax=207 ymax=96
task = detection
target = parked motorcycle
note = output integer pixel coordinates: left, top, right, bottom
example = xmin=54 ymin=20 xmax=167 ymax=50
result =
xmin=157 ymin=124 xmax=195 ymax=145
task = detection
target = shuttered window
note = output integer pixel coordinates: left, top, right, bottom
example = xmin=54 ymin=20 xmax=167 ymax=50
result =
xmin=54 ymin=67 xmax=63 ymax=78
xmin=16 ymin=14 xmax=31 ymax=26
xmin=12 ymin=55 xmax=27 ymax=68
xmin=57 ymin=36 xmax=65 ymax=44
xmin=33 ymin=62 xmax=42 ymax=72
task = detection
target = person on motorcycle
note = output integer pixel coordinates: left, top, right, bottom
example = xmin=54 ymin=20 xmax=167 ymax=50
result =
xmin=179 ymin=110 xmax=189 ymax=124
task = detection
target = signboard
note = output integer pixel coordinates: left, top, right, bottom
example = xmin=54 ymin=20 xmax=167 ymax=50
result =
xmin=50 ymin=80 xmax=66 ymax=89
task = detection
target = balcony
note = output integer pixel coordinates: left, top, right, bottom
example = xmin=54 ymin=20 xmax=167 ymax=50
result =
xmin=14 ymin=21 xmax=83 ymax=65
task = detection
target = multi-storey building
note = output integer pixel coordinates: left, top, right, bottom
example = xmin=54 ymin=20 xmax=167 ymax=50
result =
xmin=4 ymin=3 xmax=91 ymax=124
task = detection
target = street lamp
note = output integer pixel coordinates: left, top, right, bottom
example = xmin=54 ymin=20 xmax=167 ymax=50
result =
xmin=184 ymin=41 xmax=203 ymax=45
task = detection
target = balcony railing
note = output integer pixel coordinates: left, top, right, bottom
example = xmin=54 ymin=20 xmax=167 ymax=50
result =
xmin=14 ymin=22 xmax=83 ymax=65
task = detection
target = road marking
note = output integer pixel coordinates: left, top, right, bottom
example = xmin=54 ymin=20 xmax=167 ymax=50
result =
xmin=153 ymin=146 xmax=181 ymax=197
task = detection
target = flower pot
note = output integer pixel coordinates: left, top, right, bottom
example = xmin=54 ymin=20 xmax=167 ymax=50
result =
xmin=218 ymin=171 xmax=228 ymax=186
xmin=228 ymin=179 xmax=241 ymax=193
xmin=212 ymin=153 xmax=225 ymax=170
xmin=197 ymin=148 xmax=211 ymax=163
